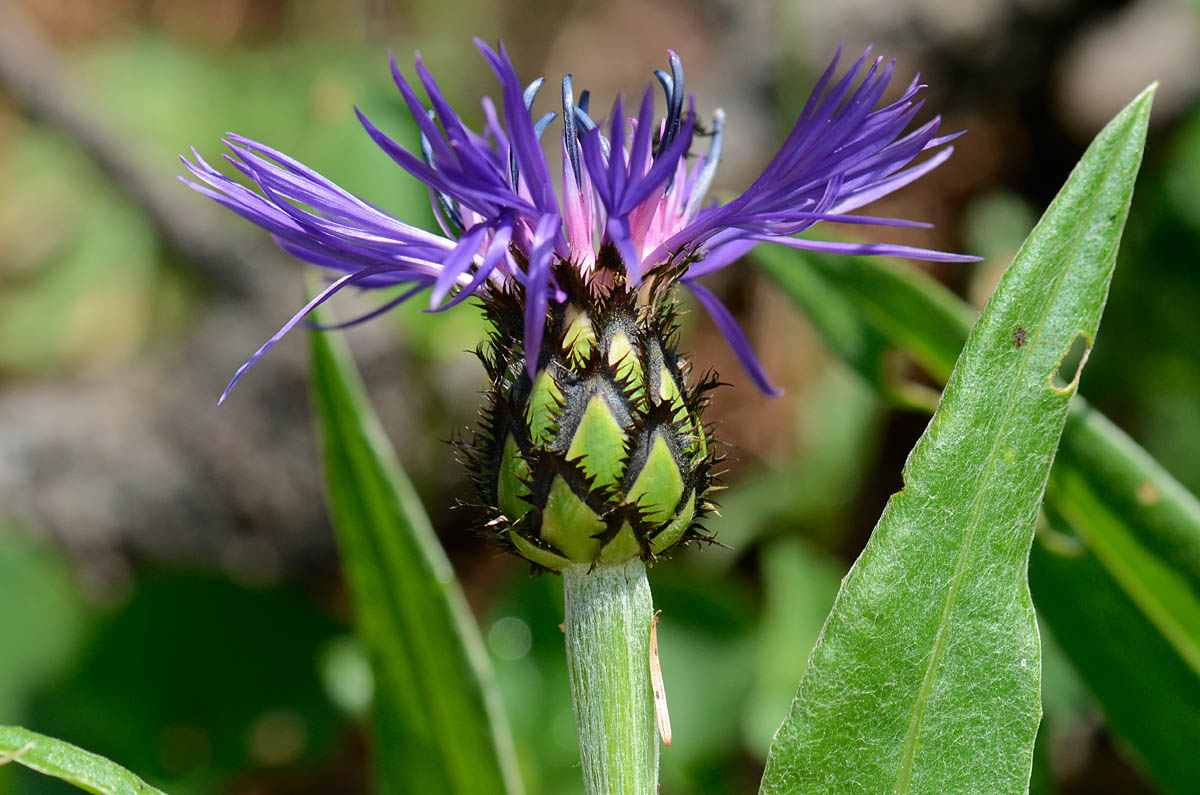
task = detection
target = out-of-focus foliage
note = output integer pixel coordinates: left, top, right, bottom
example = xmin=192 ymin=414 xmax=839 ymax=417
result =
xmin=2 ymin=2 xmax=1200 ymax=794
xmin=1031 ymin=515 xmax=1200 ymax=795
xmin=1084 ymin=107 xmax=1200 ymax=499
xmin=0 ymin=532 xmax=85 ymax=723
xmin=0 ymin=566 xmax=353 ymax=795
xmin=0 ymin=33 xmax=465 ymax=378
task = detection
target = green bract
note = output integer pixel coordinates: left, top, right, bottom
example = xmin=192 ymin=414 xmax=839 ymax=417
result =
xmin=463 ymin=255 xmax=719 ymax=571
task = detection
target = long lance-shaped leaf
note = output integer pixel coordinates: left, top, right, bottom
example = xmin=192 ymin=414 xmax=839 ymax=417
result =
xmin=758 ymin=85 xmax=1153 ymax=794
xmin=308 ymin=304 xmax=523 ymax=795
xmin=1048 ymin=445 xmax=1200 ymax=679
xmin=756 ymin=97 xmax=1200 ymax=793
xmin=1055 ymin=403 xmax=1200 ymax=593
xmin=0 ymin=726 xmax=165 ymax=795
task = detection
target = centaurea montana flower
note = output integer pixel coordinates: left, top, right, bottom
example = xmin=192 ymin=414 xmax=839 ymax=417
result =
xmin=182 ymin=40 xmax=976 ymax=570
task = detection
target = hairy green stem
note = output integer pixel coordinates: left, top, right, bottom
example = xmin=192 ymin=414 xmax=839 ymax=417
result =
xmin=563 ymin=559 xmax=658 ymax=795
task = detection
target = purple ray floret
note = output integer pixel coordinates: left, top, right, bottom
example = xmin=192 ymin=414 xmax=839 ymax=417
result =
xmin=180 ymin=42 xmax=979 ymax=401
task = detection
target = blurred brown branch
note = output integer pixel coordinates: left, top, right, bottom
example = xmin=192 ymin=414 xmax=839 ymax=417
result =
xmin=0 ymin=1 xmax=274 ymax=298
xmin=0 ymin=3 xmax=481 ymax=590
xmin=0 ymin=1 xmax=333 ymax=581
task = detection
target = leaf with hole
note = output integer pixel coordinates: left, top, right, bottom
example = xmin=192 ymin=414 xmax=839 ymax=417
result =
xmin=758 ymin=85 xmax=1154 ymax=793
xmin=756 ymin=86 xmax=1200 ymax=790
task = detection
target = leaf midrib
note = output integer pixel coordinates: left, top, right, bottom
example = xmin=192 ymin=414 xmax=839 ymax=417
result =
xmin=890 ymin=128 xmax=1122 ymax=793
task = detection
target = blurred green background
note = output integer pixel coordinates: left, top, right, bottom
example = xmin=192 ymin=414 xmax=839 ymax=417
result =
xmin=1 ymin=0 xmax=1198 ymax=792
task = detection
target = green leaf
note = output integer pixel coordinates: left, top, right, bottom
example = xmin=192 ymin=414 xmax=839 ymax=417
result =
xmin=1055 ymin=401 xmax=1200 ymax=595
xmin=776 ymin=230 xmax=1200 ymax=588
xmin=1047 ymin=425 xmax=1200 ymax=679
xmin=764 ymin=235 xmax=1200 ymax=609
xmin=308 ymin=307 xmax=523 ymax=795
xmin=757 ymin=86 xmax=1200 ymax=791
xmin=759 ymin=85 xmax=1153 ymax=793
xmin=0 ymin=726 xmax=165 ymax=794
xmin=1030 ymin=522 xmax=1200 ymax=794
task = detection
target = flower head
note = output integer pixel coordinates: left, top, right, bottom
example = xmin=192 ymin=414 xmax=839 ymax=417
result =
xmin=182 ymin=40 xmax=974 ymax=403
xmin=182 ymin=41 xmax=977 ymax=569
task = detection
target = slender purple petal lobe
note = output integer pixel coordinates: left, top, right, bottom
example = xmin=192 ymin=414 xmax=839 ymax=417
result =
xmin=685 ymin=281 xmax=782 ymax=397
xmin=181 ymin=43 xmax=978 ymax=400
xmin=522 ymin=214 xmax=562 ymax=380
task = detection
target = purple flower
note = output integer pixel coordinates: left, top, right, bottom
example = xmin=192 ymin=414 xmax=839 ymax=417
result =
xmin=181 ymin=41 xmax=977 ymax=402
